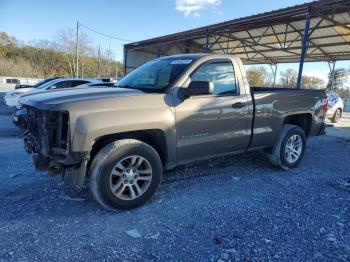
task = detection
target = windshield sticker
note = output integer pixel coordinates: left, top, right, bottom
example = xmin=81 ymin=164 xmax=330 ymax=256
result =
xmin=171 ymin=59 xmax=192 ymax=65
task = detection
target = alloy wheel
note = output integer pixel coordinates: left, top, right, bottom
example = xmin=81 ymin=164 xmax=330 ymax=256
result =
xmin=109 ymin=155 xmax=153 ymax=200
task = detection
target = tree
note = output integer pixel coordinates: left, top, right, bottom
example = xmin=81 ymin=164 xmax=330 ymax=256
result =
xmin=246 ymin=66 xmax=273 ymax=87
xmin=301 ymin=75 xmax=325 ymax=89
xmin=54 ymin=28 xmax=93 ymax=77
xmin=279 ymin=69 xmax=297 ymax=87
xmin=327 ymin=68 xmax=348 ymax=91
xmin=0 ymin=32 xmax=16 ymax=57
xmin=0 ymin=30 xmax=123 ymax=78
xmin=28 ymin=40 xmax=63 ymax=77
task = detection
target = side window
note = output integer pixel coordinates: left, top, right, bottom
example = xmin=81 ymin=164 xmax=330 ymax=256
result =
xmin=191 ymin=61 xmax=238 ymax=95
xmin=53 ymin=81 xmax=71 ymax=89
xmin=71 ymin=80 xmax=90 ymax=87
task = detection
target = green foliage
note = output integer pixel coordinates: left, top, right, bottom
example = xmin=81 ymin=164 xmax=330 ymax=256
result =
xmin=246 ymin=66 xmax=327 ymax=89
xmin=0 ymin=32 xmax=17 ymax=57
xmin=0 ymin=31 xmax=124 ymax=78
xmin=327 ymin=68 xmax=348 ymax=91
xmin=246 ymin=66 xmax=273 ymax=87
xmin=279 ymin=68 xmax=297 ymax=87
xmin=301 ymin=75 xmax=325 ymax=89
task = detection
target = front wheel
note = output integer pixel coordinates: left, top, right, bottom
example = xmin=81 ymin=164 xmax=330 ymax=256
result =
xmin=268 ymin=124 xmax=306 ymax=170
xmin=89 ymin=139 xmax=163 ymax=210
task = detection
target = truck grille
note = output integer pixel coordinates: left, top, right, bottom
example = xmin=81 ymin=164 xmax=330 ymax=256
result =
xmin=25 ymin=107 xmax=69 ymax=156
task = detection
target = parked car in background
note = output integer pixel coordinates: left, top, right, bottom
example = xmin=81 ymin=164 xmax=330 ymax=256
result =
xmin=5 ymin=78 xmax=60 ymax=107
xmin=5 ymin=78 xmax=95 ymax=108
xmin=96 ymin=78 xmax=116 ymax=83
xmin=76 ymin=82 xmax=116 ymax=89
xmin=14 ymin=77 xmax=62 ymax=90
xmin=19 ymin=54 xmax=327 ymax=210
xmin=326 ymin=92 xmax=344 ymax=123
xmin=11 ymin=78 xmax=101 ymax=127
xmin=15 ymin=84 xmax=33 ymax=89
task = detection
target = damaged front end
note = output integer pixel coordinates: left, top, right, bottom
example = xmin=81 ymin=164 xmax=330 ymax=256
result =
xmin=23 ymin=106 xmax=88 ymax=186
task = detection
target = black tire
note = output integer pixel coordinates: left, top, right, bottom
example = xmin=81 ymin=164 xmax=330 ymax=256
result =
xmin=268 ymin=124 xmax=306 ymax=170
xmin=330 ymin=108 xmax=341 ymax=123
xmin=89 ymin=139 xmax=163 ymax=210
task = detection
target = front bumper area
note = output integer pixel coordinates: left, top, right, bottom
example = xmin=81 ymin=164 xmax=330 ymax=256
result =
xmin=25 ymin=133 xmax=89 ymax=185
xmin=23 ymin=106 xmax=89 ymax=186
xmin=12 ymin=108 xmax=28 ymax=128
xmin=24 ymin=131 xmax=87 ymax=167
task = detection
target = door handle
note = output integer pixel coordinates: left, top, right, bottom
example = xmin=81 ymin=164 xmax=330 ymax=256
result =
xmin=232 ymin=102 xmax=247 ymax=108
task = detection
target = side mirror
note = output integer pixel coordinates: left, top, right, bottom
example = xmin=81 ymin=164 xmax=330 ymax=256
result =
xmin=50 ymin=85 xmax=57 ymax=89
xmin=178 ymin=81 xmax=213 ymax=99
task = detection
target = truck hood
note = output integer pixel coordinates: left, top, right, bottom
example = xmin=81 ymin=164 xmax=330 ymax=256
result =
xmin=20 ymin=87 xmax=144 ymax=110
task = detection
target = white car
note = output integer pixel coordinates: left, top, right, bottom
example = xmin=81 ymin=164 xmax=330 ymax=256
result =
xmin=4 ymin=78 xmax=93 ymax=108
xmin=4 ymin=87 xmax=35 ymax=107
xmin=326 ymin=92 xmax=344 ymax=123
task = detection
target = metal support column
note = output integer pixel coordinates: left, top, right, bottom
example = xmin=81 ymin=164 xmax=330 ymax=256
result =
xmin=328 ymin=60 xmax=336 ymax=91
xmin=270 ymin=63 xmax=278 ymax=88
xmin=296 ymin=10 xmax=311 ymax=89
xmin=124 ymin=49 xmax=128 ymax=76
xmin=204 ymin=29 xmax=209 ymax=53
xmin=157 ymin=46 xmax=160 ymax=58
xmin=185 ymin=40 xmax=190 ymax=54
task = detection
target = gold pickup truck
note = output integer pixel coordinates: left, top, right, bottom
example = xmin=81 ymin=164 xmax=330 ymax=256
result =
xmin=20 ymin=54 xmax=327 ymax=210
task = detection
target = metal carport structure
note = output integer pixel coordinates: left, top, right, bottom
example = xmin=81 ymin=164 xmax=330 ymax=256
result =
xmin=123 ymin=0 xmax=350 ymax=88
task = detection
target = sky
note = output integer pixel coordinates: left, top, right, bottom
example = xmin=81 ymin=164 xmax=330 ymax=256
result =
xmin=1 ymin=0 xmax=349 ymax=82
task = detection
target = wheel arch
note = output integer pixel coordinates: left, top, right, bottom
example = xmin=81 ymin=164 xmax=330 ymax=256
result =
xmin=283 ymin=113 xmax=312 ymax=137
xmin=87 ymin=129 xmax=168 ymax=173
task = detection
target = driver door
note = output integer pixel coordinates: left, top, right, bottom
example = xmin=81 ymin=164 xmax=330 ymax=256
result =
xmin=175 ymin=59 xmax=251 ymax=163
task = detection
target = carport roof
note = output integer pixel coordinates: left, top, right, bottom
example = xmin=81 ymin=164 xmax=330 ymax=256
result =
xmin=124 ymin=0 xmax=350 ymax=67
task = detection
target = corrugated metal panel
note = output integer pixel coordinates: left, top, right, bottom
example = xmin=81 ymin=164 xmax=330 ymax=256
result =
xmin=334 ymin=26 xmax=350 ymax=42
xmin=125 ymin=0 xmax=350 ymax=68
xmin=126 ymin=50 xmax=157 ymax=69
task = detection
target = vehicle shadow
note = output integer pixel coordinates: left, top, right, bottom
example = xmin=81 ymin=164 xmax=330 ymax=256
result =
xmin=163 ymin=150 xmax=269 ymax=184
xmin=0 ymin=150 xmax=271 ymax=218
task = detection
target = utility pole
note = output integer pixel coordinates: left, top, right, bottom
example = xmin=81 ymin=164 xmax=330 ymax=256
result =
xmin=115 ymin=59 xmax=118 ymax=81
xmin=97 ymin=44 xmax=101 ymax=78
xmin=75 ymin=21 xmax=79 ymax=78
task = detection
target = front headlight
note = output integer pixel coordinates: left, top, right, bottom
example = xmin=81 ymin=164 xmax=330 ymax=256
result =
xmin=6 ymin=93 xmax=18 ymax=98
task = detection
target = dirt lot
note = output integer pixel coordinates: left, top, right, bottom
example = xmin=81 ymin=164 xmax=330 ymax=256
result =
xmin=0 ymin=85 xmax=349 ymax=261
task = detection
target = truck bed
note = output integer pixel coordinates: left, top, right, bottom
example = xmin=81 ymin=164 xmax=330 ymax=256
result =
xmin=248 ymin=86 xmax=326 ymax=149
xmin=251 ymin=86 xmax=324 ymax=93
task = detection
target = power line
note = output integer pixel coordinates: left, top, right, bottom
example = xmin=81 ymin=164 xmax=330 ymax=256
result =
xmin=79 ymin=22 xmax=134 ymax=42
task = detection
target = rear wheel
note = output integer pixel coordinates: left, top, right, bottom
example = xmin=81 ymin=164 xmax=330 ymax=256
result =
xmin=268 ymin=124 xmax=306 ymax=170
xmin=89 ymin=139 xmax=163 ymax=210
xmin=331 ymin=108 xmax=341 ymax=123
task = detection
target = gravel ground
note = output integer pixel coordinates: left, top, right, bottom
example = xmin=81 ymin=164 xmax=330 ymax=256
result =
xmin=0 ymin=89 xmax=349 ymax=262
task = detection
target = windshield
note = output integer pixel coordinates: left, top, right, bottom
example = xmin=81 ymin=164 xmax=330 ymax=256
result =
xmin=117 ymin=57 xmax=194 ymax=92
xmin=33 ymin=78 xmax=55 ymax=88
